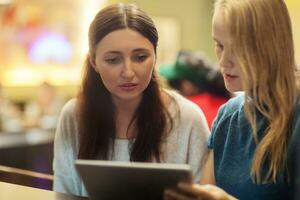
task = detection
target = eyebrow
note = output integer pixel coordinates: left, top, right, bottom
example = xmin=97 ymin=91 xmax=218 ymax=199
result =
xmin=104 ymin=48 xmax=151 ymax=55
xmin=132 ymin=48 xmax=151 ymax=53
xmin=104 ymin=51 xmax=120 ymax=55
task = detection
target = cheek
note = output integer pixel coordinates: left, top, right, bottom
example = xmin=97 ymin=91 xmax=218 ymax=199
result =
xmin=139 ymin=60 xmax=155 ymax=77
xmin=215 ymin=49 xmax=222 ymax=61
xmin=98 ymin=68 xmax=118 ymax=86
xmin=145 ymin=65 xmax=155 ymax=81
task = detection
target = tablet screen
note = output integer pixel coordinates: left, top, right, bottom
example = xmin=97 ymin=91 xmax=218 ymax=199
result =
xmin=75 ymin=160 xmax=192 ymax=200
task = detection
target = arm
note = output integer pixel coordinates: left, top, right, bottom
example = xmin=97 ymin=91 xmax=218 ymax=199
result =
xmin=200 ymin=150 xmax=215 ymax=185
xmin=53 ymin=100 xmax=84 ymax=196
xmin=185 ymin=99 xmax=211 ymax=183
xmin=53 ymin=118 xmax=75 ymax=194
xmin=187 ymin=121 xmax=210 ymax=183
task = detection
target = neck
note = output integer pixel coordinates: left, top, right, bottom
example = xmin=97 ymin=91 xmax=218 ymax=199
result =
xmin=113 ymin=96 xmax=142 ymax=139
xmin=113 ymin=96 xmax=141 ymax=117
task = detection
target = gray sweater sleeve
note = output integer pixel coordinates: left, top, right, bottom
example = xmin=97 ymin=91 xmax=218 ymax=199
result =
xmin=52 ymin=99 xmax=87 ymax=196
xmin=163 ymin=91 xmax=210 ymax=183
xmin=186 ymin=108 xmax=210 ymax=183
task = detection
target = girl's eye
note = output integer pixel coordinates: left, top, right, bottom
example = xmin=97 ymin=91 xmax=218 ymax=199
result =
xmin=133 ymin=54 xmax=148 ymax=62
xmin=215 ymin=42 xmax=224 ymax=51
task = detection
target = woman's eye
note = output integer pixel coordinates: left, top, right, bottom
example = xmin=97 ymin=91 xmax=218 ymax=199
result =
xmin=105 ymin=57 xmax=121 ymax=64
xmin=215 ymin=42 xmax=224 ymax=51
xmin=133 ymin=54 xmax=148 ymax=62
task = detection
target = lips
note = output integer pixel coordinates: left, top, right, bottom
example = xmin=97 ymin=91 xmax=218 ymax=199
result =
xmin=119 ymin=83 xmax=138 ymax=91
xmin=224 ymin=73 xmax=239 ymax=81
xmin=120 ymin=83 xmax=138 ymax=87
xmin=225 ymin=73 xmax=238 ymax=78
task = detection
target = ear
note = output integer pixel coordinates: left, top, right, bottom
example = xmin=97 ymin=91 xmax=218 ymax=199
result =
xmin=88 ymin=54 xmax=98 ymax=72
xmin=153 ymin=54 xmax=157 ymax=69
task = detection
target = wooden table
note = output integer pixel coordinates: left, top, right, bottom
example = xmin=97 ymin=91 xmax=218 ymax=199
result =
xmin=0 ymin=181 xmax=88 ymax=200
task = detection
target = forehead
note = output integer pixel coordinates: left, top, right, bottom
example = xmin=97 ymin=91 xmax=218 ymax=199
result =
xmin=212 ymin=9 xmax=228 ymax=38
xmin=95 ymin=29 xmax=154 ymax=53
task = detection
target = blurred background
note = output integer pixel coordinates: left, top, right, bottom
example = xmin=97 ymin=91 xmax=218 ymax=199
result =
xmin=0 ymin=0 xmax=299 ymax=190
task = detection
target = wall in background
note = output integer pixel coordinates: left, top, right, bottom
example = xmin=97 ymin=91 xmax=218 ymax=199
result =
xmin=109 ymin=0 xmax=215 ymax=62
xmin=286 ymin=0 xmax=300 ymax=66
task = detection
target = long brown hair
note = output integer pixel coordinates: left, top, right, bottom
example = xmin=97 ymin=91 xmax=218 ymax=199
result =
xmin=215 ymin=0 xmax=299 ymax=183
xmin=77 ymin=3 xmax=172 ymax=162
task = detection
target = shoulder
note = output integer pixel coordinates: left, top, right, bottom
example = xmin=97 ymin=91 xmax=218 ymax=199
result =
xmin=57 ymin=98 xmax=78 ymax=132
xmin=59 ymin=98 xmax=77 ymax=122
xmin=213 ymin=93 xmax=245 ymax=124
xmin=209 ymin=94 xmax=246 ymax=146
xmin=61 ymin=98 xmax=77 ymax=116
xmin=219 ymin=94 xmax=244 ymax=116
xmin=55 ymin=98 xmax=79 ymax=151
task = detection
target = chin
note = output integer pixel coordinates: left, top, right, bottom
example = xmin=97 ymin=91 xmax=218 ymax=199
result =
xmin=225 ymin=86 xmax=242 ymax=93
xmin=113 ymin=93 xmax=143 ymax=102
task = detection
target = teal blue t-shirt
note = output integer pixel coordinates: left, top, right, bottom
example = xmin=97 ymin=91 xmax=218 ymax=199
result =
xmin=208 ymin=95 xmax=300 ymax=200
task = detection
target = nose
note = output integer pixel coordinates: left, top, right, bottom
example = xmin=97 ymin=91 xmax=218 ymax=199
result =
xmin=121 ymin=59 xmax=135 ymax=80
xmin=219 ymin=49 xmax=234 ymax=69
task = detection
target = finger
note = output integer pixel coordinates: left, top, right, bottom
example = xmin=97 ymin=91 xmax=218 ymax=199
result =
xmin=164 ymin=189 xmax=196 ymax=200
xmin=177 ymin=183 xmax=204 ymax=196
xmin=177 ymin=183 xmax=215 ymax=199
xmin=181 ymin=184 xmax=235 ymax=200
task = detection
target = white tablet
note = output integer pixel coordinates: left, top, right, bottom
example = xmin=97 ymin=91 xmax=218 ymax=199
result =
xmin=75 ymin=159 xmax=192 ymax=200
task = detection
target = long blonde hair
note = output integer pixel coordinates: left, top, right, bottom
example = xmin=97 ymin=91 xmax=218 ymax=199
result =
xmin=215 ymin=0 xmax=299 ymax=183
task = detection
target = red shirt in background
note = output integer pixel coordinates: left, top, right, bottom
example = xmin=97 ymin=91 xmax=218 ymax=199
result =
xmin=187 ymin=92 xmax=229 ymax=129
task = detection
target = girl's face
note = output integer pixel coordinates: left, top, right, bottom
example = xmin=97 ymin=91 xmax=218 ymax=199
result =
xmin=212 ymin=9 xmax=243 ymax=92
xmin=92 ymin=29 xmax=156 ymax=104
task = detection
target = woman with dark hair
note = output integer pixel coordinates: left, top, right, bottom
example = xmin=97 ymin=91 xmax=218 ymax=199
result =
xmin=53 ymin=3 xmax=209 ymax=197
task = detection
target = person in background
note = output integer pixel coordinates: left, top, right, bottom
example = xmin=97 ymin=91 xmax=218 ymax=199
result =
xmin=0 ymin=83 xmax=23 ymax=133
xmin=164 ymin=0 xmax=300 ymax=200
xmin=24 ymin=81 xmax=65 ymax=130
xmin=53 ymin=3 xmax=210 ymax=197
xmin=160 ymin=51 xmax=231 ymax=128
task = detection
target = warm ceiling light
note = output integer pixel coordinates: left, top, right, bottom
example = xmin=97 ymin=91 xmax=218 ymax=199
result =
xmin=0 ymin=0 xmax=11 ymax=5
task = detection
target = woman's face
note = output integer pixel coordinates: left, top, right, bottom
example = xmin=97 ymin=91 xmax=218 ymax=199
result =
xmin=92 ymin=29 xmax=156 ymax=104
xmin=212 ymin=9 xmax=243 ymax=92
